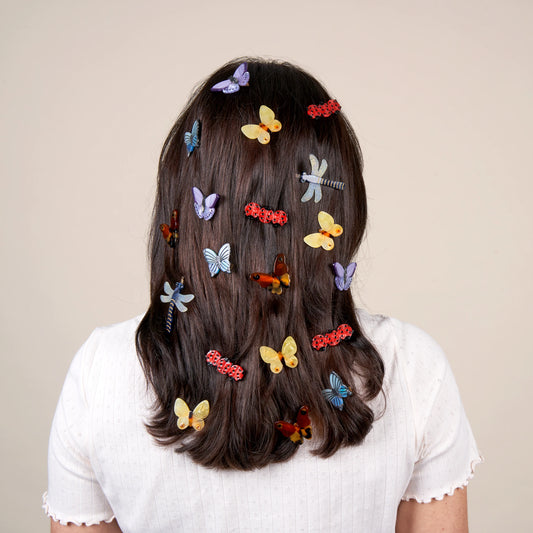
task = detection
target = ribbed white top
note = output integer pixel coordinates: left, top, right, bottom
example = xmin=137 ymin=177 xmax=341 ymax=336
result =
xmin=43 ymin=309 xmax=481 ymax=532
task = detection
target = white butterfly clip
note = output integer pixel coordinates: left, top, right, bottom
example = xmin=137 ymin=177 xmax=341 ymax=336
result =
xmin=203 ymin=243 xmax=231 ymax=277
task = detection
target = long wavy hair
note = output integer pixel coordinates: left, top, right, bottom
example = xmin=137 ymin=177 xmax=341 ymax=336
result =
xmin=136 ymin=58 xmax=384 ymax=470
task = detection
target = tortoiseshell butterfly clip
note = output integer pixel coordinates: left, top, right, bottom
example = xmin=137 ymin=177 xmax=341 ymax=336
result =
xmin=160 ymin=209 xmax=179 ymax=248
xmin=275 ymin=406 xmax=312 ymax=445
xmin=250 ymin=254 xmax=290 ymax=295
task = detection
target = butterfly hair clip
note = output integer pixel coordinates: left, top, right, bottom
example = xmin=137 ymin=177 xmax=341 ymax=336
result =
xmin=250 ymin=253 xmax=290 ymax=295
xmin=304 ymin=211 xmax=343 ymax=251
xmin=312 ymin=324 xmax=354 ymax=351
xmin=159 ymin=209 xmax=179 ymax=248
xmin=307 ymin=99 xmax=341 ymax=119
xmin=210 ymin=62 xmax=250 ymax=94
xmin=174 ymin=398 xmax=210 ymax=431
xmin=244 ymin=202 xmax=288 ymax=226
xmin=203 ymin=243 xmax=231 ymax=277
xmin=184 ymin=119 xmax=201 ymax=156
xmin=205 ymin=350 xmax=245 ymax=381
xmin=322 ymin=371 xmax=353 ymax=410
xmin=260 ymin=336 xmax=298 ymax=374
xmin=275 ymin=406 xmax=312 ymax=445
xmin=160 ymin=278 xmax=195 ymax=333
xmin=299 ymin=154 xmax=345 ymax=203
xmin=192 ymin=187 xmax=219 ymax=221
xmin=332 ymin=262 xmax=357 ymax=291
xmin=241 ymin=105 xmax=281 ymax=144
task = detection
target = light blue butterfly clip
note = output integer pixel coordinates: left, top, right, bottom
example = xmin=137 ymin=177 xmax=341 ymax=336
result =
xmin=160 ymin=278 xmax=195 ymax=333
xmin=203 ymin=243 xmax=231 ymax=277
xmin=184 ymin=119 xmax=201 ymax=157
xmin=322 ymin=371 xmax=353 ymax=410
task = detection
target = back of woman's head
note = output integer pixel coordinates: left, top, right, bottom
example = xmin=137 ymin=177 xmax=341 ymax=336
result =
xmin=137 ymin=57 xmax=384 ymax=470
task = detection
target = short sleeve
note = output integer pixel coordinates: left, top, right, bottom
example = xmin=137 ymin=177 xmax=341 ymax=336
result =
xmin=396 ymin=321 xmax=483 ymax=503
xmin=43 ymin=331 xmax=115 ymax=526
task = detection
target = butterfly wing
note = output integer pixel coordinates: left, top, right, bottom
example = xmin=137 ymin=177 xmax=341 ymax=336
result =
xmin=234 ymin=62 xmax=249 ymax=86
xmin=259 ymin=105 xmax=282 ymax=133
xmin=241 ymin=124 xmax=262 ymax=140
xmin=174 ymin=398 xmax=191 ymax=430
xmin=281 ymin=336 xmax=298 ymax=368
xmin=191 ymin=400 xmax=210 ymax=431
xmin=304 ymin=232 xmax=326 ymax=248
xmin=211 ymin=79 xmax=232 ymax=92
xmin=260 ymin=346 xmax=283 ymax=374
xmin=250 ymin=273 xmax=279 ymax=289
xmin=202 ymin=193 xmax=220 ymax=220
xmin=296 ymin=406 xmax=312 ymax=439
xmin=218 ymin=243 xmax=231 ymax=273
xmin=340 ymin=262 xmax=357 ymax=290
xmin=192 ymin=187 xmax=205 ymax=218
xmin=318 ymin=211 xmax=343 ymax=250
xmin=332 ymin=262 xmax=346 ymax=291
xmin=273 ymin=254 xmax=290 ymax=288
xmin=275 ymin=421 xmax=302 ymax=444
xmin=203 ymin=248 xmax=221 ymax=277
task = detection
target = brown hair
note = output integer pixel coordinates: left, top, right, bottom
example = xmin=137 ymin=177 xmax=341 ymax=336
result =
xmin=136 ymin=58 xmax=384 ymax=470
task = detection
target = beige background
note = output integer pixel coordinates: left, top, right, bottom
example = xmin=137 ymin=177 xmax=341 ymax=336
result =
xmin=1 ymin=0 xmax=531 ymax=531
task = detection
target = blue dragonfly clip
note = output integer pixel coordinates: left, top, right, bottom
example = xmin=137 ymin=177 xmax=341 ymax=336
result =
xmin=160 ymin=278 xmax=195 ymax=333
xmin=299 ymin=154 xmax=345 ymax=203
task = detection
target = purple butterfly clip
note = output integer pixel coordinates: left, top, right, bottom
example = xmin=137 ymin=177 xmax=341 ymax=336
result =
xmin=210 ymin=62 xmax=250 ymax=94
xmin=332 ymin=262 xmax=357 ymax=291
xmin=192 ymin=187 xmax=220 ymax=221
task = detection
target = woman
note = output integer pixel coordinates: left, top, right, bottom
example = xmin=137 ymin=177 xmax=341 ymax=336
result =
xmin=44 ymin=58 xmax=481 ymax=532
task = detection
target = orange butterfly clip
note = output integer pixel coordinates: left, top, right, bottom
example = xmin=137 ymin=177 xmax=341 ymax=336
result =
xmin=241 ymin=105 xmax=282 ymax=144
xmin=250 ymin=253 xmax=290 ymax=295
xmin=275 ymin=406 xmax=312 ymax=445
xmin=303 ymin=211 xmax=343 ymax=251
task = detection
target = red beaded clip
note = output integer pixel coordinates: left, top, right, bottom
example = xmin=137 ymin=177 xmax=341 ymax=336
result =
xmin=311 ymin=323 xmax=353 ymax=351
xmin=307 ymin=99 xmax=341 ymax=119
xmin=205 ymin=350 xmax=245 ymax=381
xmin=244 ymin=202 xmax=288 ymax=226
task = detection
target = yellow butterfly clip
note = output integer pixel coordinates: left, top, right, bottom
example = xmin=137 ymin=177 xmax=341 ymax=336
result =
xmin=241 ymin=105 xmax=282 ymax=144
xmin=260 ymin=336 xmax=298 ymax=374
xmin=174 ymin=398 xmax=210 ymax=431
xmin=303 ymin=211 xmax=343 ymax=251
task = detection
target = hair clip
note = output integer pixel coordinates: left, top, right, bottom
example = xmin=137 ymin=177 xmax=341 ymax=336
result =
xmin=307 ymin=99 xmax=341 ymax=119
xmin=192 ymin=187 xmax=219 ymax=221
xmin=244 ymin=202 xmax=288 ymax=226
xmin=174 ymin=398 xmax=210 ymax=431
xmin=160 ymin=209 xmax=179 ymax=247
xmin=312 ymin=324 xmax=353 ymax=351
xmin=184 ymin=119 xmax=201 ymax=156
xmin=299 ymin=154 xmax=345 ymax=203
xmin=211 ymin=62 xmax=250 ymax=93
xmin=332 ymin=262 xmax=357 ymax=291
xmin=205 ymin=350 xmax=245 ymax=381
xmin=250 ymin=253 xmax=290 ymax=295
xmin=304 ymin=211 xmax=343 ymax=251
xmin=203 ymin=243 xmax=231 ymax=277
xmin=260 ymin=336 xmax=298 ymax=374
xmin=241 ymin=105 xmax=281 ymax=144
xmin=322 ymin=371 xmax=353 ymax=410
xmin=160 ymin=278 xmax=195 ymax=333
xmin=275 ymin=406 xmax=312 ymax=445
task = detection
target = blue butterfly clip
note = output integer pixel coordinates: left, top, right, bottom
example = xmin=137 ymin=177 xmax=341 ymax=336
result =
xmin=332 ymin=262 xmax=357 ymax=291
xmin=184 ymin=119 xmax=201 ymax=157
xmin=160 ymin=278 xmax=195 ymax=333
xmin=322 ymin=371 xmax=353 ymax=410
xmin=203 ymin=243 xmax=231 ymax=277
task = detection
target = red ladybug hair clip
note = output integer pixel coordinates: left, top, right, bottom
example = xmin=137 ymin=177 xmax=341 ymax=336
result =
xmin=244 ymin=202 xmax=288 ymax=226
xmin=307 ymin=99 xmax=341 ymax=119
xmin=312 ymin=324 xmax=354 ymax=351
xmin=205 ymin=350 xmax=245 ymax=381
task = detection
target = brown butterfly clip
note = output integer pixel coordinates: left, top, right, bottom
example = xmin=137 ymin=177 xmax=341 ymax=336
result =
xmin=275 ymin=406 xmax=312 ymax=445
xmin=160 ymin=209 xmax=179 ymax=248
xmin=250 ymin=254 xmax=290 ymax=295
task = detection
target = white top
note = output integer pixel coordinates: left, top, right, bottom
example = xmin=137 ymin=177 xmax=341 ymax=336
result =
xmin=43 ymin=310 xmax=482 ymax=532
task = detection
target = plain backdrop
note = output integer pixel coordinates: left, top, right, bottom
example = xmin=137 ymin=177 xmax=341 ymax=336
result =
xmin=1 ymin=1 xmax=532 ymax=531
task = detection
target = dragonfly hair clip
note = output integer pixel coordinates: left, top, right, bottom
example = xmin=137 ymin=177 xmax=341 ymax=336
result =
xmin=160 ymin=278 xmax=195 ymax=333
xmin=244 ymin=202 xmax=288 ymax=226
xmin=298 ymin=154 xmax=345 ymax=203
xmin=312 ymin=323 xmax=354 ymax=351
xmin=205 ymin=350 xmax=245 ymax=381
